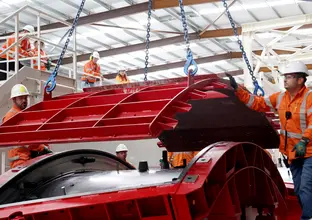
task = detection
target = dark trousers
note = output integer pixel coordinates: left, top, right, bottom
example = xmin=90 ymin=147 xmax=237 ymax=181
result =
xmin=0 ymin=58 xmax=24 ymax=81
xmin=290 ymin=157 xmax=312 ymax=220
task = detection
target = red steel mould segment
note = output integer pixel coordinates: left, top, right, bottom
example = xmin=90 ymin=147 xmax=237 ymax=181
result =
xmin=0 ymin=75 xmax=228 ymax=147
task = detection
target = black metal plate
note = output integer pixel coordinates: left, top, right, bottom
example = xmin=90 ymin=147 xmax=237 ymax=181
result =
xmin=158 ymin=88 xmax=280 ymax=152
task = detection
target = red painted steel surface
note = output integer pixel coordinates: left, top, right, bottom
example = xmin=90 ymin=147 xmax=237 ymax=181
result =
xmin=0 ymin=74 xmax=280 ymax=149
xmin=0 ymin=142 xmax=301 ymax=220
xmin=0 ymin=75 xmax=228 ymax=147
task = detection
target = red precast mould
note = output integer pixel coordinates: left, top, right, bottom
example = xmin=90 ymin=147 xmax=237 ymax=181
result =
xmin=0 ymin=75 xmax=228 ymax=147
xmin=0 ymin=73 xmax=299 ymax=219
xmin=0 ymin=142 xmax=302 ymax=220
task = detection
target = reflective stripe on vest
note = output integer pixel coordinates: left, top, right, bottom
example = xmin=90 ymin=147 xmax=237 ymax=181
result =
xmin=300 ymin=90 xmax=312 ymax=132
xmin=246 ymin=95 xmax=254 ymax=107
xmin=246 ymin=94 xmax=276 ymax=111
xmin=276 ymin=92 xmax=285 ymax=110
xmin=278 ymin=90 xmax=312 ymax=137
xmin=280 ymin=130 xmax=302 ymax=139
xmin=8 ymin=156 xmax=20 ymax=162
xmin=0 ymin=47 xmax=14 ymax=59
xmin=308 ymin=108 xmax=312 ymax=117
xmin=264 ymin=97 xmax=275 ymax=112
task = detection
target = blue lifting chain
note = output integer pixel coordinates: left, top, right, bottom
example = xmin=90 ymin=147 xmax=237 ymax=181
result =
xmin=45 ymin=0 xmax=86 ymax=93
xmin=178 ymin=0 xmax=198 ymax=76
xmin=222 ymin=0 xmax=265 ymax=96
xmin=144 ymin=0 xmax=152 ymax=82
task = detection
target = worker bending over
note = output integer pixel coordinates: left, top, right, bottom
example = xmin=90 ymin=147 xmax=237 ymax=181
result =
xmin=116 ymin=70 xmax=130 ymax=84
xmin=226 ymin=61 xmax=312 ymax=219
xmin=2 ymin=84 xmax=52 ymax=168
xmin=0 ymin=25 xmax=34 ymax=81
xmin=32 ymin=40 xmax=50 ymax=71
xmin=168 ymin=151 xmax=198 ymax=168
xmin=81 ymin=51 xmax=101 ymax=88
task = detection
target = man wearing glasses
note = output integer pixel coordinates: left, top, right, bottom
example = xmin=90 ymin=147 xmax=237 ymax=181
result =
xmin=226 ymin=61 xmax=312 ymax=220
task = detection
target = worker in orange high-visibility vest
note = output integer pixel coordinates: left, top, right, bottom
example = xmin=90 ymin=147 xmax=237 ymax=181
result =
xmin=167 ymin=151 xmax=199 ymax=168
xmin=116 ymin=70 xmax=130 ymax=84
xmin=0 ymin=25 xmax=35 ymax=81
xmin=2 ymin=84 xmax=52 ymax=168
xmin=226 ymin=61 xmax=312 ymax=219
xmin=81 ymin=51 xmax=101 ymax=88
xmin=32 ymin=40 xmax=49 ymax=71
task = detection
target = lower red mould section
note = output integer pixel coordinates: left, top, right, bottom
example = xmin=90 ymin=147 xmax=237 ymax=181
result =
xmin=0 ymin=142 xmax=301 ymax=220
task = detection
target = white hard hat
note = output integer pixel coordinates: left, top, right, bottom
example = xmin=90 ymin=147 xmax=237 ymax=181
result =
xmin=22 ymin=25 xmax=35 ymax=33
xmin=92 ymin=51 xmax=100 ymax=59
xmin=11 ymin=84 xmax=30 ymax=99
xmin=116 ymin=144 xmax=128 ymax=153
xmin=279 ymin=61 xmax=309 ymax=76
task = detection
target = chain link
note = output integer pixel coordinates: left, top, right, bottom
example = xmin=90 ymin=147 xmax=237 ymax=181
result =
xmin=45 ymin=0 xmax=86 ymax=92
xmin=222 ymin=0 xmax=264 ymax=96
xmin=144 ymin=0 xmax=152 ymax=82
xmin=178 ymin=0 xmax=198 ymax=76
xmin=179 ymin=0 xmax=190 ymax=56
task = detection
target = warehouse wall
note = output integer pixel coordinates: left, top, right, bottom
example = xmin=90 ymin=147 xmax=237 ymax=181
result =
xmin=52 ymin=139 xmax=164 ymax=168
xmin=0 ymin=139 xmax=164 ymax=172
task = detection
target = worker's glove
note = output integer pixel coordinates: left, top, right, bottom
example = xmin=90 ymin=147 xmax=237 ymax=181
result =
xmin=45 ymin=59 xmax=52 ymax=71
xmin=292 ymin=137 xmax=309 ymax=158
xmin=225 ymin=73 xmax=238 ymax=91
xmin=30 ymin=148 xmax=52 ymax=158
xmin=42 ymin=147 xmax=53 ymax=155
xmin=30 ymin=150 xmax=40 ymax=158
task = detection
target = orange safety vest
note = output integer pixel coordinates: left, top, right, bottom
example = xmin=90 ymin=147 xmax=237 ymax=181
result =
xmin=32 ymin=48 xmax=47 ymax=71
xmin=2 ymin=104 xmax=49 ymax=168
xmin=167 ymin=151 xmax=199 ymax=168
xmin=0 ymin=34 xmax=31 ymax=59
xmin=2 ymin=104 xmax=20 ymax=123
xmin=82 ymin=60 xmax=101 ymax=83
xmin=236 ymin=86 xmax=312 ymax=161
xmin=116 ymin=74 xmax=130 ymax=84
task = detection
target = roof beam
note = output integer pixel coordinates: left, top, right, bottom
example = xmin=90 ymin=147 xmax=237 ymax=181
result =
xmin=0 ymin=3 xmax=149 ymax=37
xmin=152 ymin=0 xmax=222 ymax=9
xmin=59 ymin=34 xmax=299 ymax=65
xmin=104 ymin=52 xmax=242 ymax=79
xmin=260 ymin=64 xmax=312 ymax=72
xmin=200 ymin=28 xmax=241 ymax=38
xmin=102 ymin=50 xmax=312 ymax=79
xmin=40 ymin=3 xmax=148 ymax=32
xmin=60 ymin=33 xmax=198 ymax=64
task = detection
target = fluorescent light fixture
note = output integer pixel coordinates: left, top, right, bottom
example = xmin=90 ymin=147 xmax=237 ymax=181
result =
xmin=199 ymin=0 xmax=295 ymax=15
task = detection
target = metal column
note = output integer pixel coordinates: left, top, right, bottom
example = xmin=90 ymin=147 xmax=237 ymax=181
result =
xmin=37 ymin=14 xmax=41 ymax=71
xmin=242 ymin=32 xmax=254 ymax=92
xmin=14 ymin=14 xmax=19 ymax=75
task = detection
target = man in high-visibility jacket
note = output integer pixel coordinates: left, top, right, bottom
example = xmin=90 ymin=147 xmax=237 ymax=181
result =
xmin=0 ymin=25 xmax=34 ymax=81
xmin=32 ymin=40 xmax=49 ymax=71
xmin=168 ymin=151 xmax=199 ymax=168
xmin=116 ymin=70 xmax=130 ymax=84
xmin=226 ymin=61 xmax=312 ymax=219
xmin=81 ymin=51 xmax=101 ymax=88
xmin=2 ymin=84 xmax=52 ymax=168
